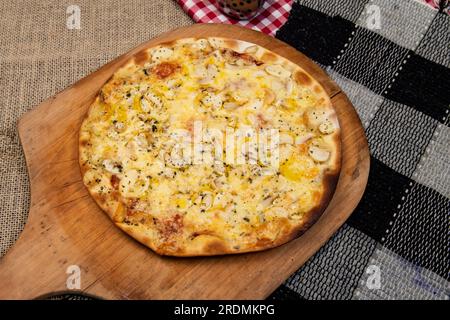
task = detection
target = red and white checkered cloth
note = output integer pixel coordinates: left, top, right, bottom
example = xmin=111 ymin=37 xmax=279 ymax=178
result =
xmin=177 ymin=0 xmax=294 ymax=36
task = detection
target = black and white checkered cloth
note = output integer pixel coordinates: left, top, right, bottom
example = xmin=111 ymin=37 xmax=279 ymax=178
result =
xmin=269 ymin=0 xmax=450 ymax=300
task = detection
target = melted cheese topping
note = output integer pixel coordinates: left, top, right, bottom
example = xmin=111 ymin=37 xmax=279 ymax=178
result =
xmin=80 ymin=38 xmax=338 ymax=253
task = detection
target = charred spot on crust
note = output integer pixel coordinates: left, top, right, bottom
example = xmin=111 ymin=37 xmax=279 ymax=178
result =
xmin=255 ymin=237 xmax=273 ymax=247
xmin=295 ymin=71 xmax=312 ymax=86
xmin=134 ymin=50 xmax=150 ymax=66
xmin=260 ymin=51 xmax=277 ymax=63
xmin=205 ymin=240 xmax=227 ymax=253
xmin=223 ymin=39 xmax=239 ymax=50
xmin=313 ymin=85 xmax=323 ymax=94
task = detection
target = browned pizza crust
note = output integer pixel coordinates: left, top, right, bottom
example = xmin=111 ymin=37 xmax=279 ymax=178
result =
xmin=79 ymin=37 xmax=341 ymax=257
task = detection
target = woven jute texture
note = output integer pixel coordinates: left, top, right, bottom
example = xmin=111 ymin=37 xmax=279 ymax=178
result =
xmin=0 ymin=0 xmax=193 ymax=257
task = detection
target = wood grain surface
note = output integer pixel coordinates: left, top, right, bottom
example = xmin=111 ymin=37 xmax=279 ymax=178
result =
xmin=0 ymin=24 xmax=370 ymax=299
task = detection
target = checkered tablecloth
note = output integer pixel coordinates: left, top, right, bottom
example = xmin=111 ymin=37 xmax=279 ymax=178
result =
xmin=269 ymin=0 xmax=450 ymax=300
xmin=180 ymin=0 xmax=450 ymax=300
xmin=177 ymin=0 xmax=294 ymax=35
xmin=425 ymin=0 xmax=450 ymax=14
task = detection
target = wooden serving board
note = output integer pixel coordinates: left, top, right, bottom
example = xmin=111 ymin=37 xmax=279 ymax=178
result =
xmin=0 ymin=24 xmax=370 ymax=299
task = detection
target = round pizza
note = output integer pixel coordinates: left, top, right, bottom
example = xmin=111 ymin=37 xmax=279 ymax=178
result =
xmin=79 ymin=37 xmax=341 ymax=256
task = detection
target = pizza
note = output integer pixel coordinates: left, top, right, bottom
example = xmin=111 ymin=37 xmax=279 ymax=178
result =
xmin=79 ymin=37 xmax=341 ymax=256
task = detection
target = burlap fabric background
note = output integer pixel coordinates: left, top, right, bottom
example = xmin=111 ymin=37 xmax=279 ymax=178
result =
xmin=0 ymin=0 xmax=193 ymax=257
xmin=2 ymin=0 xmax=449 ymax=301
